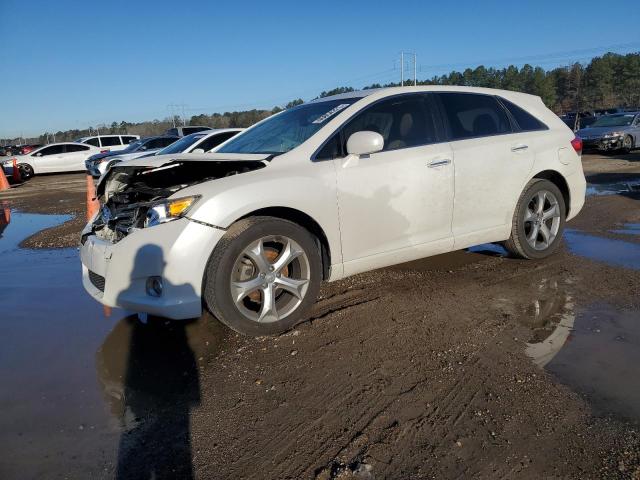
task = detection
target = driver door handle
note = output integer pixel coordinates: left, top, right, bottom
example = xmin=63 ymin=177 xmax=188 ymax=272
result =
xmin=427 ymin=158 xmax=451 ymax=168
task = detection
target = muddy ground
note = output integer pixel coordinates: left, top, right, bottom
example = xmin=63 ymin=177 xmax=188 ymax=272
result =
xmin=1 ymin=153 xmax=640 ymax=479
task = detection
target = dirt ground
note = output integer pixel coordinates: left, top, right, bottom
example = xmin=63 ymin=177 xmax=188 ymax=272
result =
xmin=1 ymin=153 xmax=640 ymax=479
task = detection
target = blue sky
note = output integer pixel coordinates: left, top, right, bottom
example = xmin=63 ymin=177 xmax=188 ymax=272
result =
xmin=1 ymin=0 xmax=639 ymax=138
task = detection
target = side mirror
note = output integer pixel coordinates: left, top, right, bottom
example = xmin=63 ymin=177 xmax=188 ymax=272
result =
xmin=139 ymin=145 xmax=147 ymax=151
xmin=191 ymin=148 xmax=205 ymax=154
xmin=346 ymin=131 xmax=384 ymax=156
xmin=35 ymin=152 xmax=42 ymax=157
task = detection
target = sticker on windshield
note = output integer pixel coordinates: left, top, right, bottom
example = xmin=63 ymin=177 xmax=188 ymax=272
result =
xmin=312 ymin=104 xmax=350 ymax=124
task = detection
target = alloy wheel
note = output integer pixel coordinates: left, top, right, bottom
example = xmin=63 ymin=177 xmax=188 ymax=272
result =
xmin=523 ymin=190 xmax=561 ymax=251
xmin=230 ymin=235 xmax=311 ymax=323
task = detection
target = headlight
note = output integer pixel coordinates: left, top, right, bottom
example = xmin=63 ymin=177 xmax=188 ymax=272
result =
xmin=144 ymin=195 xmax=200 ymax=228
xmin=603 ymin=131 xmax=623 ymax=138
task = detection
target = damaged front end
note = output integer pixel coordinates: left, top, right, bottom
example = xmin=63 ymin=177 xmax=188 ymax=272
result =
xmin=84 ymin=158 xmax=267 ymax=244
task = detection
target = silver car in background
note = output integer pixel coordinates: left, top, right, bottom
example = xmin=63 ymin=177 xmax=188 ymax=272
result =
xmin=576 ymin=112 xmax=640 ymax=152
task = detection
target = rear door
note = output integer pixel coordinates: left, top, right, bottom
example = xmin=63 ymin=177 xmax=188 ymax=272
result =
xmin=325 ymin=93 xmax=454 ymax=271
xmin=435 ymin=92 xmax=534 ymax=245
xmin=61 ymin=144 xmax=92 ymax=171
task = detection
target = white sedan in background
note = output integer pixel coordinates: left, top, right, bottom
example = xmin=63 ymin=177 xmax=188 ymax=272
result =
xmin=3 ymin=142 xmax=100 ymax=178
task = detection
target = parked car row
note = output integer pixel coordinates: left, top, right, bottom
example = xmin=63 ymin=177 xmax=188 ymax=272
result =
xmin=1 ymin=126 xmax=244 ymax=180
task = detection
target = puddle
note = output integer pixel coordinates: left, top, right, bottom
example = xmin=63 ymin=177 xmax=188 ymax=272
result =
xmin=564 ymin=229 xmax=640 ymax=270
xmin=610 ymin=223 xmax=640 ymax=236
xmin=0 ymin=211 xmax=228 ymax=479
xmin=586 ymin=179 xmax=640 ymax=197
xmin=467 ymin=243 xmax=508 ymax=257
xmin=493 ymin=275 xmax=640 ymax=424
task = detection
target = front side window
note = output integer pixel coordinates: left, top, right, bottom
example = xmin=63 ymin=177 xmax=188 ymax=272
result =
xmin=217 ymin=98 xmax=362 ymax=155
xmin=316 ymin=94 xmax=438 ymax=160
xmin=341 ymin=94 xmax=437 ymax=152
xmin=85 ymin=138 xmax=100 ymax=147
xmin=438 ymin=93 xmax=512 ymax=140
xmin=37 ymin=145 xmax=65 ymax=156
xmin=499 ymin=98 xmax=547 ymax=132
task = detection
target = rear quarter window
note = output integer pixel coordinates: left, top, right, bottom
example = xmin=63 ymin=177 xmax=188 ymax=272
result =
xmin=499 ymin=98 xmax=548 ymax=132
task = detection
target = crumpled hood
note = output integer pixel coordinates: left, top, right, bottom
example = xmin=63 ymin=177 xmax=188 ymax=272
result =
xmin=118 ymin=152 xmax=272 ymax=168
xmin=577 ymin=126 xmax=631 ymax=138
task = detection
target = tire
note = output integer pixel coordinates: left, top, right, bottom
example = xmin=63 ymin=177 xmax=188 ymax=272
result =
xmin=504 ymin=179 xmax=566 ymax=260
xmin=203 ymin=216 xmax=322 ymax=336
xmin=621 ymin=135 xmax=634 ymax=153
xmin=18 ymin=163 xmax=34 ymax=179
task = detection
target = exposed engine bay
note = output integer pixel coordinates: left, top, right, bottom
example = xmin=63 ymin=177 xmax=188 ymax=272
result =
xmin=87 ymin=159 xmax=267 ymax=243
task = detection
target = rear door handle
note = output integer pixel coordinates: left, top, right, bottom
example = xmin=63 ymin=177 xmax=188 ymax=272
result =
xmin=511 ymin=144 xmax=529 ymax=152
xmin=427 ymin=159 xmax=451 ymax=168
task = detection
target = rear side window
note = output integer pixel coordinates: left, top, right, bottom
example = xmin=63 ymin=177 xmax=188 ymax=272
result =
xmin=499 ymin=98 xmax=547 ymax=131
xmin=85 ymin=138 xmax=100 ymax=147
xmin=121 ymin=136 xmax=137 ymax=144
xmin=166 ymin=128 xmax=178 ymax=137
xmin=64 ymin=144 xmax=90 ymax=152
xmin=438 ymin=93 xmax=512 ymax=140
xmin=197 ymin=131 xmax=239 ymax=151
xmin=100 ymin=136 xmax=122 ymax=147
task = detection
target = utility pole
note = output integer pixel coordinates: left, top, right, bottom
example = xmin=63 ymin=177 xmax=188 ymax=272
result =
xmin=401 ymin=51 xmax=404 ymax=86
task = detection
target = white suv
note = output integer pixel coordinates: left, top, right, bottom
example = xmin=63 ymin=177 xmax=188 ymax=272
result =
xmin=76 ymin=135 xmax=140 ymax=151
xmin=80 ymin=86 xmax=586 ymax=336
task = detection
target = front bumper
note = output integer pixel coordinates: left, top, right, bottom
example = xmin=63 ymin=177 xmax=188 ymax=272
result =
xmin=85 ymin=159 xmax=104 ymax=177
xmin=582 ymin=136 xmax=624 ymax=151
xmin=80 ymin=217 xmax=226 ymax=319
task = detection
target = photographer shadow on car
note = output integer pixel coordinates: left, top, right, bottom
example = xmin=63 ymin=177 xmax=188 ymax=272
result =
xmin=96 ymin=245 xmax=227 ymax=479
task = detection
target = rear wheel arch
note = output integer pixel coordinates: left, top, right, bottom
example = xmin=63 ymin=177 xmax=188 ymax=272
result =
xmin=530 ymin=170 xmax=570 ymax=216
xmin=236 ymin=207 xmax=332 ymax=281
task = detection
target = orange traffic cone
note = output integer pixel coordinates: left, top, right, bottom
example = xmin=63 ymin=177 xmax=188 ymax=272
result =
xmin=103 ymin=305 xmax=112 ymax=318
xmin=12 ymin=159 xmax=22 ymax=183
xmin=0 ymin=164 xmax=10 ymax=191
xmin=86 ymin=174 xmax=100 ymax=220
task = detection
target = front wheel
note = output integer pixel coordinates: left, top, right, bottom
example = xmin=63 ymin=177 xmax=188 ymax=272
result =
xmin=203 ymin=216 xmax=322 ymax=336
xmin=18 ymin=163 xmax=34 ymax=179
xmin=504 ymin=179 xmax=566 ymax=259
xmin=621 ymin=135 xmax=634 ymax=153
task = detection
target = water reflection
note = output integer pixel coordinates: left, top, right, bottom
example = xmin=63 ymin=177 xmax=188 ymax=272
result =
xmin=493 ymin=273 xmax=640 ymax=423
xmin=0 ymin=205 xmax=9 ymax=239
xmin=97 ymin=314 xmax=227 ymax=479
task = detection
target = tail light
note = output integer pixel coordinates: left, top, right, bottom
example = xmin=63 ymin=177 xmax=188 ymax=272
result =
xmin=571 ymin=136 xmax=583 ymax=155
xmin=100 ymin=149 xmax=109 ymax=153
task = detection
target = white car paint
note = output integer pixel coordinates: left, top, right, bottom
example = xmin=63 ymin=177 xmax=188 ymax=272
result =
xmin=80 ymin=86 xmax=586 ymax=319
xmin=16 ymin=142 xmax=101 ymax=174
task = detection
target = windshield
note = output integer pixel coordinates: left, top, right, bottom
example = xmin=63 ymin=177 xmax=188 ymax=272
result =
xmin=156 ymin=133 xmax=206 ymax=155
xmin=590 ymin=114 xmax=636 ymax=127
xmin=217 ymin=98 xmax=361 ymax=154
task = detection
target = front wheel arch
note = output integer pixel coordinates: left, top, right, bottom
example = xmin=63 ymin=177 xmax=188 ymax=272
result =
xmin=236 ymin=207 xmax=332 ymax=281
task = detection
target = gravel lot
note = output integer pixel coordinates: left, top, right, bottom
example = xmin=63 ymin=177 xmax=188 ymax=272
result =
xmin=1 ymin=153 xmax=639 ymax=479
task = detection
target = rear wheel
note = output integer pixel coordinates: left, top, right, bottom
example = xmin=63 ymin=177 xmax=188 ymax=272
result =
xmin=504 ymin=179 xmax=566 ymax=259
xmin=203 ymin=216 xmax=322 ymax=336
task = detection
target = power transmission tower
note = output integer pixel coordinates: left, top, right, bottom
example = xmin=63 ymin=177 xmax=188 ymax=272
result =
xmin=399 ymin=51 xmax=417 ymax=86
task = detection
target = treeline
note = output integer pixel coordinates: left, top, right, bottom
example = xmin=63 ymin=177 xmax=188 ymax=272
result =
xmin=4 ymin=51 xmax=638 ymax=145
